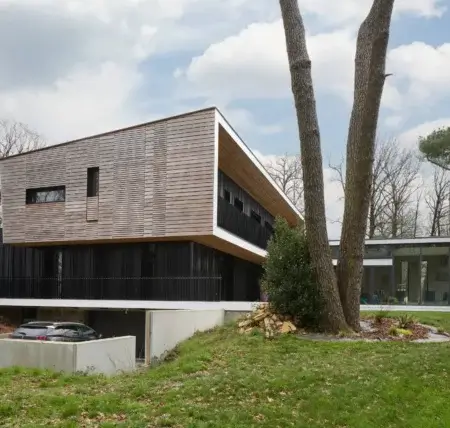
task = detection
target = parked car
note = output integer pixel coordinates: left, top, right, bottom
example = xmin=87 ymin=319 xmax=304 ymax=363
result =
xmin=9 ymin=321 xmax=101 ymax=342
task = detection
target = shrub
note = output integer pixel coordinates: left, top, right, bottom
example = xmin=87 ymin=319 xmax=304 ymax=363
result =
xmin=388 ymin=326 xmax=412 ymax=337
xmin=261 ymin=217 xmax=323 ymax=329
xmin=396 ymin=314 xmax=416 ymax=329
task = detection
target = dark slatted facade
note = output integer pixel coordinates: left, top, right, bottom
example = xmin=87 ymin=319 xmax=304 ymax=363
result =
xmin=0 ymin=242 xmax=261 ymax=302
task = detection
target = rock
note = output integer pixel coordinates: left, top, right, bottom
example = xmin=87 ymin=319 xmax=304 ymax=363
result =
xmin=238 ymin=319 xmax=253 ymax=328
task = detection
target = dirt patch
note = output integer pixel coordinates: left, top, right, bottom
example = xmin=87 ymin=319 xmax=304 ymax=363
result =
xmin=297 ymin=317 xmax=450 ymax=343
xmin=361 ymin=317 xmax=429 ymax=341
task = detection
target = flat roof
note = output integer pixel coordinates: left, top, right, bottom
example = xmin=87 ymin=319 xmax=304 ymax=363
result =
xmin=329 ymin=236 xmax=450 ymax=246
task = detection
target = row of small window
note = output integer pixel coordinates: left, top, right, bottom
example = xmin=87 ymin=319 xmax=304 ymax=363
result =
xmin=25 ymin=167 xmax=100 ymax=204
xmin=223 ymin=189 xmax=273 ymax=232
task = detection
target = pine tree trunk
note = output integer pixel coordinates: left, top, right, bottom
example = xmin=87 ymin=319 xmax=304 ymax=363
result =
xmin=337 ymin=0 xmax=395 ymax=330
xmin=279 ymin=0 xmax=348 ymax=332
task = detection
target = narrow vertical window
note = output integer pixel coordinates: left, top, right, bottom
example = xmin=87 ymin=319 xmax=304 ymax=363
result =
xmin=87 ymin=167 xmax=99 ymax=197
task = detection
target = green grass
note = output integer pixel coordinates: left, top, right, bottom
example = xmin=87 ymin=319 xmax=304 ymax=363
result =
xmin=1 ymin=313 xmax=450 ymax=427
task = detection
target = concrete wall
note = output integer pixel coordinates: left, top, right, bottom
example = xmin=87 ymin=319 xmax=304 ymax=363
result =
xmin=75 ymin=336 xmax=136 ymax=375
xmin=0 ymin=336 xmax=135 ymax=375
xmin=147 ymin=310 xmax=224 ymax=362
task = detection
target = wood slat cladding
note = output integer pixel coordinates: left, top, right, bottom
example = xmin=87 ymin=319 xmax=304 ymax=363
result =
xmin=0 ymin=109 xmax=216 ymax=244
xmin=86 ymin=196 xmax=99 ymax=222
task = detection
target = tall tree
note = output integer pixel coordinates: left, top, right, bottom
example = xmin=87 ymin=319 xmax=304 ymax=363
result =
xmin=279 ymin=0 xmax=394 ymax=331
xmin=419 ymin=127 xmax=450 ymax=170
xmin=265 ymin=153 xmax=304 ymax=213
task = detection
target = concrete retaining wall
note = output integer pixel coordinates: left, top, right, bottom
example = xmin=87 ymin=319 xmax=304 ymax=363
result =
xmin=147 ymin=310 xmax=224 ymax=363
xmin=75 ymin=336 xmax=136 ymax=375
xmin=0 ymin=336 xmax=135 ymax=375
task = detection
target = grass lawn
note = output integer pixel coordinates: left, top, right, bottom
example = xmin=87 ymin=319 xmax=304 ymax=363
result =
xmin=1 ymin=313 xmax=450 ymax=427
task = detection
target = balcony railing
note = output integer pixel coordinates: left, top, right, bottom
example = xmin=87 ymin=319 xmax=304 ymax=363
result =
xmin=217 ymin=197 xmax=272 ymax=249
xmin=0 ymin=276 xmax=222 ymax=301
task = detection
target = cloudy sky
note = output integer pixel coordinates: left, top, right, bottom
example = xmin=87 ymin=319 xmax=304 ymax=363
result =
xmin=0 ymin=0 xmax=449 ymax=238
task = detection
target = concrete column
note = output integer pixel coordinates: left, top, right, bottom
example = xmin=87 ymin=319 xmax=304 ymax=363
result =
xmin=419 ymin=247 xmax=423 ymax=305
xmin=369 ymin=267 xmax=375 ymax=302
xmin=390 ymin=260 xmax=396 ymax=301
xmin=144 ymin=311 xmax=152 ymax=366
xmin=447 ymin=253 xmax=450 ymax=305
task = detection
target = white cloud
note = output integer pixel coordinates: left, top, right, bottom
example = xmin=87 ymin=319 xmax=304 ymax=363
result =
xmin=180 ymin=20 xmax=355 ymax=103
xmin=385 ymin=42 xmax=450 ymax=111
xmin=398 ymin=118 xmax=450 ymax=149
xmin=0 ymin=62 xmax=144 ymax=143
xmin=0 ymin=0 xmax=279 ymax=142
xmin=179 ymin=15 xmax=450 ymax=125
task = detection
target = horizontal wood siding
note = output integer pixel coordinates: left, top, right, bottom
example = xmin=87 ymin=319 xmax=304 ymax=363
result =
xmin=0 ymin=110 xmax=215 ymax=244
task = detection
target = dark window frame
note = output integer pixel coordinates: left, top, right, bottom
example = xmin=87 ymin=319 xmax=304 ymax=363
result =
xmin=264 ymin=221 xmax=274 ymax=233
xmin=224 ymin=189 xmax=231 ymax=203
xmin=26 ymin=186 xmax=66 ymax=204
xmin=87 ymin=167 xmax=100 ymax=197
xmin=251 ymin=209 xmax=262 ymax=224
xmin=234 ymin=197 xmax=244 ymax=212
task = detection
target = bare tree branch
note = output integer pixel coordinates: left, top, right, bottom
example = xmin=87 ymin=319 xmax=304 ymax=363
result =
xmin=265 ymin=153 xmax=304 ymax=213
xmin=425 ymin=166 xmax=450 ymax=236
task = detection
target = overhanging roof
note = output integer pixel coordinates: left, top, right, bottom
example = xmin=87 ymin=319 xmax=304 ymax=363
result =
xmin=329 ymin=236 xmax=450 ymax=246
xmin=216 ymin=110 xmax=303 ymax=226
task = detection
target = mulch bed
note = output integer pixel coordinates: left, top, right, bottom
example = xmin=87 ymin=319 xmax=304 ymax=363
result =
xmin=360 ymin=317 xmax=429 ymax=341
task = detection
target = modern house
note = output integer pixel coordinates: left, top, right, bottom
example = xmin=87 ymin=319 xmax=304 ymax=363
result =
xmin=330 ymin=237 xmax=450 ymax=306
xmin=0 ymin=107 xmax=302 ymax=335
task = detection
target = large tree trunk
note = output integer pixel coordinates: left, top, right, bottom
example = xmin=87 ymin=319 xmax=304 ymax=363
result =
xmin=279 ymin=0 xmax=348 ymax=332
xmin=337 ymin=0 xmax=394 ymax=330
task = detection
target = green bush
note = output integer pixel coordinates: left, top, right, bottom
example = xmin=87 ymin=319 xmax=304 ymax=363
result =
xmin=261 ymin=217 xmax=322 ymax=329
xmin=396 ymin=314 xmax=416 ymax=329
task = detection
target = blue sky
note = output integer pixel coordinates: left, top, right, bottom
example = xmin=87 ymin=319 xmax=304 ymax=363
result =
xmin=0 ymin=0 xmax=449 ymax=237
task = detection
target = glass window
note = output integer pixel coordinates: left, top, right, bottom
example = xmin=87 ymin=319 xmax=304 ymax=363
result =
xmin=26 ymin=186 xmax=65 ymax=204
xmin=87 ymin=167 xmax=99 ymax=197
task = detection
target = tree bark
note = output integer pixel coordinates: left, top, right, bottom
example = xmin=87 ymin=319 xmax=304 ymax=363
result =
xmin=279 ymin=0 xmax=348 ymax=332
xmin=337 ymin=0 xmax=395 ymax=330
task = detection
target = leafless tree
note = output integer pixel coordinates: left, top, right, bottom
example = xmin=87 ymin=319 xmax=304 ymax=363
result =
xmin=0 ymin=120 xmax=45 ymax=225
xmin=0 ymin=119 xmax=45 ymax=158
xmin=280 ymin=0 xmax=394 ymax=331
xmin=331 ymin=139 xmax=422 ymax=239
xmin=425 ymin=166 xmax=450 ymax=236
xmin=382 ymin=144 xmax=421 ymax=237
xmin=265 ymin=153 xmax=303 ymax=212
xmin=329 ymin=138 xmax=397 ymax=239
